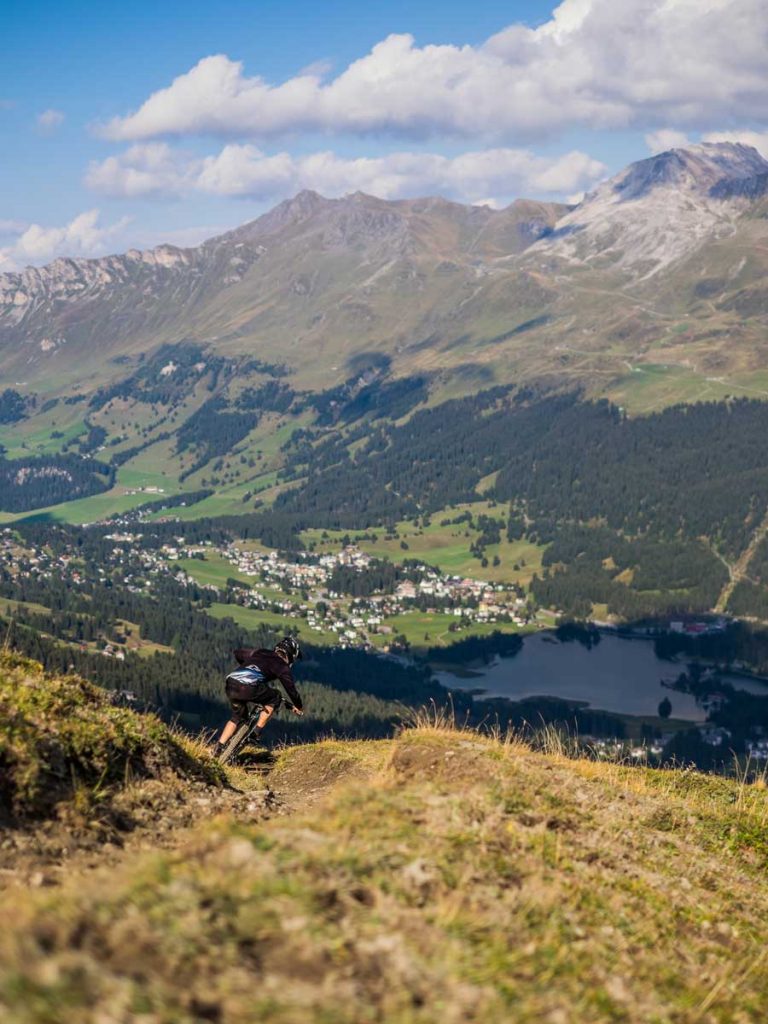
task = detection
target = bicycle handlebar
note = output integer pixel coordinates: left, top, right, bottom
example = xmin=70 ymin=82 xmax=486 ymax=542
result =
xmin=248 ymin=698 xmax=295 ymax=715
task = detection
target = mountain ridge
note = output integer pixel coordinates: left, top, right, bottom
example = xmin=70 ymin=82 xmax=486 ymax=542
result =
xmin=2 ymin=142 xmax=768 ymax=407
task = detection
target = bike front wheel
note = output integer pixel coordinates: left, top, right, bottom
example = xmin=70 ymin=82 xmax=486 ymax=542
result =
xmin=218 ymin=720 xmax=252 ymax=765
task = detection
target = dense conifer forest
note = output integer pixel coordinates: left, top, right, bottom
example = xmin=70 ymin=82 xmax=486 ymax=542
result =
xmin=278 ymin=392 xmax=768 ymax=556
xmin=268 ymin=391 xmax=768 ymax=618
xmin=0 ymin=454 xmax=114 ymax=512
xmin=9 ymin=384 xmax=768 ymax=625
xmin=0 ymin=388 xmax=28 ymax=424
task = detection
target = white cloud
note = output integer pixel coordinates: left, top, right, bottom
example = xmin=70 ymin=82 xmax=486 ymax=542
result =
xmin=37 ymin=108 xmax=65 ymax=131
xmin=298 ymin=58 xmax=334 ymax=79
xmin=0 ymin=219 xmax=28 ymax=237
xmin=85 ymin=143 xmax=199 ymax=197
xmin=703 ymin=129 xmax=768 ymax=159
xmin=644 ymin=129 xmax=690 ymax=153
xmin=97 ymin=1 xmax=768 ymax=143
xmin=0 ymin=210 xmax=131 ymax=271
xmin=86 ymin=141 xmax=606 ymax=204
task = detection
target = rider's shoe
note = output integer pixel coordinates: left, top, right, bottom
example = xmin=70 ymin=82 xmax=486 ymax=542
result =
xmin=212 ymin=741 xmax=226 ymax=761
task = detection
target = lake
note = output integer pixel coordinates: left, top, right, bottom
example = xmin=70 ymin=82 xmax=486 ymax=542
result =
xmin=435 ymin=631 xmax=768 ymax=721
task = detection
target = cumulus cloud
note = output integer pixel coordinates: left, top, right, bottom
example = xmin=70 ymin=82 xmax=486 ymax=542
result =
xmin=644 ymin=129 xmax=691 ymax=153
xmin=86 ymin=141 xmax=606 ymax=204
xmin=37 ymin=108 xmax=65 ymax=131
xmin=703 ymin=129 xmax=768 ymax=159
xmin=298 ymin=58 xmax=334 ymax=79
xmin=85 ymin=143 xmax=199 ymax=197
xmin=97 ymin=0 xmax=768 ymax=143
xmin=0 ymin=219 xmax=28 ymax=237
xmin=0 ymin=210 xmax=131 ymax=271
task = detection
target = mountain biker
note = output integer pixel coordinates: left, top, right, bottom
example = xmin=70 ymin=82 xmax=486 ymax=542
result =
xmin=213 ymin=636 xmax=304 ymax=758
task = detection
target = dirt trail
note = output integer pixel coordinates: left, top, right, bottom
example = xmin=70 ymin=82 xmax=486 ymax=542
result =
xmin=0 ymin=770 xmax=272 ymax=892
xmin=0 ymin=741 xmax=385 ymax=893
xmin=714 ymin=506 xmax=768 ymax=613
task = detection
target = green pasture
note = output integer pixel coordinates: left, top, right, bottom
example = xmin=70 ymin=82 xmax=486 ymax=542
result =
xmin=0 ymin=402 xmax=87 ymax=457
xmin=380 ymin=610 xmax=537 ymax=653
xmin=161 ymin=475 xmax=276 ymax=521
xmin=1 ymin=597 xmax=52 ymax=618
xmin=0 ymin=489 xmax=156 ymax=526
xmin=606 ymin=362 xmax=768 ymax=414
xmin=121 ymin=436 xmax=184 ymax=482
xmin=206 ymin=602 xmax=338 ymax=646
xmin=0 ymin=459 xmax=189 ymax=525
xmin=175 ymin=554 xmax=254 ymax=590
xmin=163 ymin=411 xmax=311 ymax=519
xmin=302 ymin=503 xmax=546 ymax=584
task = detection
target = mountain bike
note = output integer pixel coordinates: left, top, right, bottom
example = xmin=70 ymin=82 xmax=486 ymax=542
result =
xmin=216 ymin=699 xmax=296 ymax=765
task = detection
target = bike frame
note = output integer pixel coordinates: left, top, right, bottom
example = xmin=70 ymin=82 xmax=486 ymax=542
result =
xmin=217 ymin=698 xmax=295 ymax=765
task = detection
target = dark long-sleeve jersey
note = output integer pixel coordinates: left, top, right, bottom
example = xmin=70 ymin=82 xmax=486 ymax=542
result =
xmin=233 ymin=647 xmax=303 ymax=710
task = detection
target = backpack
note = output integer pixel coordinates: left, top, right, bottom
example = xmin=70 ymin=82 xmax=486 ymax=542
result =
xmin=225 ymin=665 xmax=266 ymax=687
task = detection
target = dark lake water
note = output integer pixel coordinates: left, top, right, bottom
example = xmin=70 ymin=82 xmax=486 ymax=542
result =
xmin=435 ymin=632 xmax=768 ymax=721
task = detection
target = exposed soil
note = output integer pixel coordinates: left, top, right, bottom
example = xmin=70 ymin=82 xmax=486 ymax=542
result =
xmin=0 ymin=753 xmax=276 ymax=890
xmin=0 ymin=740 xmax=383 ymax=892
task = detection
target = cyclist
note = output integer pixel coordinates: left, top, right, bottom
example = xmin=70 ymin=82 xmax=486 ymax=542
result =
xmin=213 ymin=636 xmax=304 ymax=758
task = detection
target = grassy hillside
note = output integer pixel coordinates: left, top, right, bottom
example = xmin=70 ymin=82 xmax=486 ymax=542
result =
xmin=0 ymin=653 xmax=221 ymax=826
xmin=2 ymin=718 xmax=768 ymax=1021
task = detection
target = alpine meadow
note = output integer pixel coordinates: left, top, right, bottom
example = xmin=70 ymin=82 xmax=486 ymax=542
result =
xmin=3 ymin=2 xmax=768 ymax=1021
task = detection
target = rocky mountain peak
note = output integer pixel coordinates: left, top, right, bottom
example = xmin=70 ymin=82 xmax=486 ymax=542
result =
xmin=531 ymin=142 xmax=768 ymax=279
xmin=610 ymin=142 xmax=768 ymax=202
xmin=229 ymin=189 xmax=332 ymax=241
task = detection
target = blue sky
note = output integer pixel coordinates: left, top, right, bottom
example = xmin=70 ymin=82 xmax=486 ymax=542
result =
xmin=2 ymin=0 xmax=766 ymax=269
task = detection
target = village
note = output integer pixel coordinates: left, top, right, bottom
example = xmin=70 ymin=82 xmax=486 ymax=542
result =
xmin=170 ymin=540 xmax=537 ymax=648
xmin=0 ymin=525 xmax=535 ymax=650
xmin=3 ymin=523 xmax=768 ymax=757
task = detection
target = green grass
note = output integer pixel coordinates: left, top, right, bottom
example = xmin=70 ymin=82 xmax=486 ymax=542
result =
xmin=206 ymin=602 xmax=339 ymax=645
xmin=0 ymin=598 xmax=52 ymax=619
xmin=168 ymin=412 xmax=314 ymax=519
xmin=4 ymin=727 xmax=768 ymax=1021
xmin=175 ymin=554 xmax=253 ymax=590
xmin=0 ymin=461 xmax=192 ymax=526
xmin=116 ymin=464 xmax=177 ymax=492
xmin=0 ymin=653 xmax=221 ymax=823
xmin=303 ymin=503 xmax=546 ymax=585
xmin=0 ymin=404 xmax=87 ymax=458
xmin=379 ymin=611 xmax=535 ymax=653
xmin=606 ymin=361 xmax=768 ymax=414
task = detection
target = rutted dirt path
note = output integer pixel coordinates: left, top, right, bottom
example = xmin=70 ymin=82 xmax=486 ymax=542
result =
xmin=0 ymin=741 xmax=388 ymax=892
xmin=0 ymin=770 xmax=274 ymax=892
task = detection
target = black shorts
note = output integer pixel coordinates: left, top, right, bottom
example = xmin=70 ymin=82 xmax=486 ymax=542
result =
xmin=225 ymin=672 xmax=281 ymax=722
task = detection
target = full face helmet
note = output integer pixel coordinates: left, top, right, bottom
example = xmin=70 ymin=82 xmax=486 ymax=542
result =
xmin=275 ymin=636 xmax=302 ymax=664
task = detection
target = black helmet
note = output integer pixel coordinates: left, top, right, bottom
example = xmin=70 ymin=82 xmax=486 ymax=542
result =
xmin=275 ymin=636 xmax=302 ymax=664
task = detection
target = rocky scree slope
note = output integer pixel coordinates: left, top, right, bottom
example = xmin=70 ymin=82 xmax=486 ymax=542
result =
xmin=533 ymin=143 xmax=768 ymax=279
xmin=2 ymin=712 xmax=768 ymax=1021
